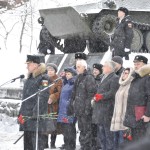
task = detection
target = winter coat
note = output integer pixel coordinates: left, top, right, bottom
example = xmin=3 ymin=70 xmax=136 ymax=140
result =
xmin=92 ymin=72 xmax=119 ymax=125
xmin=57 ymin=77 xmax=76 ymax=124
xmin=70 ymin=70 xmax=97 ymax=116
xmin=110 ymin=68 xmax=134 ymax=131
xmin=48 ymin=74 xmax=62 ymax=114
xmin=111 ymin=15 xmax=133 ymax=57
xmin=116 ymin=67 xmax=125 ymax=77
xmin=124 ymin=64 xmax=150 ymax=128
xmin=19 ymin=63 xmax=52 ymax=132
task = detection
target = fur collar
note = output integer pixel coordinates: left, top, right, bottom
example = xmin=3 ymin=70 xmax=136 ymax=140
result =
xmin=119 ymin=67 xmax=134 ymax=86
xmin=137 ymin=64 xmax=150 ymax=77
xmin=29 ymin=63 xmax=46 ymax=78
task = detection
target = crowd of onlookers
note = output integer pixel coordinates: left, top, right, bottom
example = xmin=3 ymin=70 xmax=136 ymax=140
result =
xmin=18 ymin=52 xmax=150 ymax=150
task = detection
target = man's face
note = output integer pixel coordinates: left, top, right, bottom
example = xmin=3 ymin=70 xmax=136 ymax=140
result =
xmin=102 ymin=63 xmax=112 ymax=74
xmin=27 ymin=62 xmax=38 ymax=73
xmin=134 ymin=61 xmax=145 ymax=70
xmin=118 ymin=10 xmax=125 ymax=19
xmin=76 ymin=64 xmax=85 ymax=74
xmin=93 ymin=68 xmax=100 ymax=77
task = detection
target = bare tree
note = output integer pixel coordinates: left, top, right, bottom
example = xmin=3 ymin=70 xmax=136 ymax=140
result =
xmin=0 ymin=19 xmax=19 ymax=50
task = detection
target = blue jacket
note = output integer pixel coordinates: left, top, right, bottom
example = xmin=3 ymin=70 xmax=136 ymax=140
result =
xmin=57 ymin=77 xmax=76 ymax=124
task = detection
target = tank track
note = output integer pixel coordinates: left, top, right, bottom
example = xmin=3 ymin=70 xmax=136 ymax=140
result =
xmin=133 ymin=22 xmax=150 ymax=31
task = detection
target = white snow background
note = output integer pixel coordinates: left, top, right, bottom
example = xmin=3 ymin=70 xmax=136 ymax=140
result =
xmin=0 ymin=0 xmax=150 ymax=150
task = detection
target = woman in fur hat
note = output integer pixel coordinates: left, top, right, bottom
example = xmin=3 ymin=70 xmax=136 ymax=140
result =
xmin=110 ymin=67 xmax=134 ymax=149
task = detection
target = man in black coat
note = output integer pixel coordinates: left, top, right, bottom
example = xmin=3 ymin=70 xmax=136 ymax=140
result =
xmin=68 ymin=59 xmax=97 ymax=150
xmin=19 ymin=55 xmax=51 ymax=150
xmin=124 ymin=55 xmax=150 ymax=141
xmin=112 ymin=56 xmax=124 ymax=77
xmin=92 ymin=61 xmax=119 ymax=150
xmin=111 ymin=7 xmax=133 ymax=60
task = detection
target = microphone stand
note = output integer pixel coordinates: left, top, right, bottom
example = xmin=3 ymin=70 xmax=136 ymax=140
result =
xmin=0 ymin=78 xmax=19 ymax=87
xmin=14 ymin=77 xmax=62 ymax=150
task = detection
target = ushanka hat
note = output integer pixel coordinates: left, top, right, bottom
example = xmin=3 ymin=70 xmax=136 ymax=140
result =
xmin=26 ymin=54 xmax=45 ymax=64
xmin=75 ymin=52 xmax=87 ymax=60
xmin=93 ymin=63 xmax=103 ymax=73
xmin=133 ymin=55 xmax=148 ymax=64
xmin=118 ymin=7 xmax=129 ymax=16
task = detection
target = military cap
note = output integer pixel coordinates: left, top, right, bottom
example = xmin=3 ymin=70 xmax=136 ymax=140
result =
xmin=93 ymin=63 xmax=103 ymax=73
xmin=133 ymin=55 xmax=148 ymax=64
xmin=26 ymin=54 xmax=45 ymax=64
xmin=75 ymin=52 xmax=87 ymax=60
xmin=118 ymin=7 xmax=129 ymax=16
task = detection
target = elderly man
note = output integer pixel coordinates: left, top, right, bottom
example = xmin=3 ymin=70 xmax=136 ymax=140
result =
xmin=19 ymin=54 xmax=50 ymax=150
xmin=68 ymin=59 xmax=97 ymax=150
xmin=92 ymin=61 xmax=119 ymax=150
xmin=124 ymin=55 xmax=150 ymax=141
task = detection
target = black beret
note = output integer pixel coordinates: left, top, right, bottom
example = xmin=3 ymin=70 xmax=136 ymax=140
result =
xmin=118 ymin=7 xmax=129 ymax=16
xmin=133 ymin=55 xmax=148 ymax=64
xmin=93 ymin=63 xmax=103 ymax=73
xmin=75 ymin=52 xmax=87 ymax=60
xmin=26 ymin=54 xmax=45 ymax=64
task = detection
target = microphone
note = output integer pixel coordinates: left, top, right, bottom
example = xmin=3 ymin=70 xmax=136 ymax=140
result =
xmin=12 ymin=74 xmax=25 ymax=81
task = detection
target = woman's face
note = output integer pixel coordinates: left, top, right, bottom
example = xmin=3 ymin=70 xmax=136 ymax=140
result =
xmin=122 ymin=70 xmax=130 ymax=80
xmin=65 ymin=72 xmax=73 ymax=80
xmin=47 ymin=67 xmax=56 ymax=77
xmin=93 ymin=68 xmax=100 ymax=77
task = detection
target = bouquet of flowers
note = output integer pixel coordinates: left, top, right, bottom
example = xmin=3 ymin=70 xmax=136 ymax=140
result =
xmin=18 ymin=112 xmax=58 ymax=125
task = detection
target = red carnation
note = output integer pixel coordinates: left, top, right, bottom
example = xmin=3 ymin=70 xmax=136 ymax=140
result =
xmin=18 ymin=114 xmax=25 ymax=125
xmin=62 ymin=118 xmax=68 ymax=123
xmin=94 ymin=94 xmax=103 ymax=102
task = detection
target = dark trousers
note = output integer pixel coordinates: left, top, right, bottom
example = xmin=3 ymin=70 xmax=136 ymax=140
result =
xmin=98 ymin=124 xmax=114 ymax=150
xmin=61 ymin=123 xmax=76 ymax=150
xmin=24 ymin=131 xmax=48 ymax=150
xmin=77 ymin=115 xmax=92 ymax=150
xmin=50 ymin=134 xmax=57 ymax=147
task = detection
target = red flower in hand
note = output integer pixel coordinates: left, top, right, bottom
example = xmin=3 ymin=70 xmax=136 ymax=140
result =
xmin=18 ymin=114 xmax=25 ymax=125
xmin=94 ymin=94 xmax=103 ymax=102
xmin=127 ymin=134 xmax=133 ymax=141
xmin=62 ymin=117 xmax=68 ymax=123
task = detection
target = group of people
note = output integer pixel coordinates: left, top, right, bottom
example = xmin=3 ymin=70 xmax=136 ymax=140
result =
xmin=17 ymin=6 xmax=150 ymax=150
xmin=18 ymin=51 xmax=150 ymax=150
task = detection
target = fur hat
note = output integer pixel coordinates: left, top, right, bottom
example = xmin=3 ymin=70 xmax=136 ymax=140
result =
xmin=112 ymin=56 xmax=123 ymax=65
xmin=75 ymin=52 xmax=87 ymax=60
xmin=46 ymin=63 xmax=58 ymax=72
xmin=64 ymin=67 xmax=77 ymax=76
xmin=93 ymin=63 xmax=103 ymax=74
xmin=118 ymin=7 xmax=129 ymax=16
xmin=26 ymin=54 xmax=45 ymax=64
xmin=133 ymin=55 xmax=148 ymax=64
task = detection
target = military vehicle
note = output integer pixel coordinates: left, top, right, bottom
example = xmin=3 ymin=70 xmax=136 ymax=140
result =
xmin=38 ymin=0 xmax=150 ymax=53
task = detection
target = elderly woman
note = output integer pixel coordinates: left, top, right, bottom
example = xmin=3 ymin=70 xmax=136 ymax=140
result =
xmin=46 ymin=63 xmax=63 ymax=149
xmin=110 ymin=67 xmax=134 ymax=149
xmin=57 ymin=67 xmax=77 ymax=150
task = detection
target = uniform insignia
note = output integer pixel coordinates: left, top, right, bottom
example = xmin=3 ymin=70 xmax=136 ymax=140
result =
xmin=41 ymin=80 xmax=48 ymax=86
xmin=128 ymin=23 xmax=132 ymax=28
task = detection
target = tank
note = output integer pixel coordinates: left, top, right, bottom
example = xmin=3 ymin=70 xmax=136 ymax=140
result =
xmin=38 ymin=0 xmax=150 ymax=54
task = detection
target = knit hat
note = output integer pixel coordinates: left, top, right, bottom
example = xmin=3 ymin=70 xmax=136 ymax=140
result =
xmin=64 ymin=67 xmax=77 ymax=76
xmin=75 ymin=52 xmax=87 ymax=60
xmin=93 ymin=63 xmax=103 ymax=74
xmin=133 ymin=55 xmax=148 ymax=64
xmin=46 ymin=63 xmax=58 ymax=72
xmin=112 ymin=56 xmax=123 ymax=65
xmin=118 ymin=7 xmax=129 ymax=16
